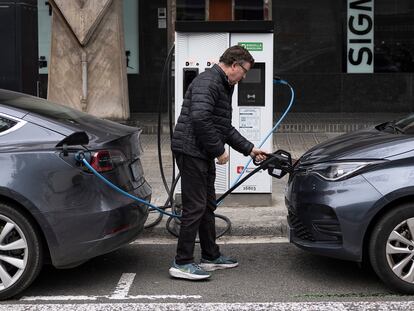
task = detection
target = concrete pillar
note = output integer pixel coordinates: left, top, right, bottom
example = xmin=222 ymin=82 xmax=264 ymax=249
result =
xmin=48 ymin=0 xmax=129 ymax=120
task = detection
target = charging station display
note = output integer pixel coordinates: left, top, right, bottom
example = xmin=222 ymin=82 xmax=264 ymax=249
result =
xmin=183 ymin=68 xmax=199 ymax=95
xmin=238 ymin=63 xmax=265 ymax=107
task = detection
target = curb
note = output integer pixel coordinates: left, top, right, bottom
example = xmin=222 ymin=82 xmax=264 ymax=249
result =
xmin=141 ymin=206 xmax=288 ymax=239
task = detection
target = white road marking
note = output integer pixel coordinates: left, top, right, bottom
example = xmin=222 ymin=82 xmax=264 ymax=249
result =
xmin=4 ymin=301 xmax=414 ymax=310
xmin=20 ymin=295 xmax=99 ymax=301
xmin=133 ymin=236 xmax=288 ymax=245
xmin=110 ymin=273 xmax=136 ymax=299
xmin=114 ymin=295 xmax=202 ymax=300
xmin=20 ymin=294 xmax=202 ymax=301
xmin=20 ymin=272 xmax=201 ymax=302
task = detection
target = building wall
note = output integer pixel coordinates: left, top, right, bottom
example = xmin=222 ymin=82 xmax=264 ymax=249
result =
xmin=31 ymin=0 xmax=414 ymax=114
xmin=273 ymin=0 xmax=414 ymax=112
xmin=0 ymin=0 xmax=38 ymax=95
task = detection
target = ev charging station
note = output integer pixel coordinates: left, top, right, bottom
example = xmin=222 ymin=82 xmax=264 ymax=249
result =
xmin=175 ymin=21 xmax=274 ymax=203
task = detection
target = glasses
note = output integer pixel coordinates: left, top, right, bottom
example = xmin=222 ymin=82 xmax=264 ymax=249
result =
xmin=237 ymin=63 xmax=248 ymax=74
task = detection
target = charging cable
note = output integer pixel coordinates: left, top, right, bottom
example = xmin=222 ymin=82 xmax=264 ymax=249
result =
xmin=75 ymin=152 xmax=181 ymax=218
xmin=74 ymin=146 xmax=291 ymax=221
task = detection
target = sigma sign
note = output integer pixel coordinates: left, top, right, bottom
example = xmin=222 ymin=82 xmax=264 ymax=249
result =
xmin=347 ymin=0 xmax=374 ymax=73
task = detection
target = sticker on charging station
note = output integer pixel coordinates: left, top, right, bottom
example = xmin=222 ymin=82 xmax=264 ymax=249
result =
xmin=236 ymin=166 xmax=255 ymax=174
xmin=238 ymin=42 xmax=263 ymax=51
xmin=239 ymin=108 xmax=261 ymax=141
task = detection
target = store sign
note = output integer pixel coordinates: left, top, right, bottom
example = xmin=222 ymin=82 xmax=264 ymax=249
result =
xmin=238 ymin=42 xmax=263 ymax=51
xmin=347 ymin=0 xmax=374 ymax=73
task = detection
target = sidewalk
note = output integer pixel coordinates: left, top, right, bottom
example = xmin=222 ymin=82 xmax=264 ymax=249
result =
xmin=137 ymin=113 xmax=404 ymax=240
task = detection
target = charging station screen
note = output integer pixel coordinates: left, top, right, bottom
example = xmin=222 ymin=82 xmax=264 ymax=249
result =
xmin=183 ymin=68 xmax=199 ymax=97
xmin=238 ymin=63 xmax=265 ymax=106
xmin=242 ymin=68 xmax=261 ymax=83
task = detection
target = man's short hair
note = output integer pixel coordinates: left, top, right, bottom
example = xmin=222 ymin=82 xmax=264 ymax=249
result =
xmin=219 ymin=45 xmax=255 ymax=67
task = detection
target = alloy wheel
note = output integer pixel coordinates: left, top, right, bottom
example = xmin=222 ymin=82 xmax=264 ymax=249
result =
xmin=386 ymin=217 xmax=414 ymax=283
xmin=0 ymin=215 xmax=28 ymax=291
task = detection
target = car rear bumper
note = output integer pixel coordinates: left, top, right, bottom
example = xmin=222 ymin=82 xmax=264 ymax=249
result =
xmin=53 ymin=208 xmax=148 ymax=268
xmin=44 ymin=180 xmax=151 ymax=268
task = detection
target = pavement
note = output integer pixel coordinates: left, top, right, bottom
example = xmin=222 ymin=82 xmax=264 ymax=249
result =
xmin=136 ymin=112 xmax=405 ymax=241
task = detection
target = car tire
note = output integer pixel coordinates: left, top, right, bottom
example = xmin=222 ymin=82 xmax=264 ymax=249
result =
xmin=369 ymin=203 xmax=414 ymax=294
xmin=0 ymin=202 xmax=43 ymax=300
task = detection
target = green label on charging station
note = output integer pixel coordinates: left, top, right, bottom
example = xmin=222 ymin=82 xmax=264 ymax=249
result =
xmin=238 ymin=42 xmax=263 ymax=51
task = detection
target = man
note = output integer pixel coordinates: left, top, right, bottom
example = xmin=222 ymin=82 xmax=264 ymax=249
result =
xmin=170 ymin=45 xmax=267 ymax=280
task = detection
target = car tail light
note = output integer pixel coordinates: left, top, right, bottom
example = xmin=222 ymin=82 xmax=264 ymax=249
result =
xmin=89 ymin=150 xmax=126 ymax=172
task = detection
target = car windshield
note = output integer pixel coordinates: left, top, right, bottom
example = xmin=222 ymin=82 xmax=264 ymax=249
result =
xmin=394 ymin=114 xmax=414 ymax=134
xmin=376 ymin=114 xmax=414 ymax=135
xmin=0 ymin=92 xmax=92 ymax=123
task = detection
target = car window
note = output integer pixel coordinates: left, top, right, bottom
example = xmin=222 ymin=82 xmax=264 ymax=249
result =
xmin=0 ymin=116 xmax=17 ymax=133
xmin=395 ymin=114 xmax=414 ymax=134
xmin=0 ymin=113 xmax=27 ymax=137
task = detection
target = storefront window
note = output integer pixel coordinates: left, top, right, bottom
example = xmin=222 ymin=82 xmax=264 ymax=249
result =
xmin=124 ymin=0 xmax=139 ymax=74
xmin=38 ymin=2 xmax=51 ymax=75
xmin=177 ymin=0 xmax=205 ymax=21
xmin=37 ymin=1 xmax=139 ymax=74
xmin=374 ymin=0 xmax=414 ymax=72
xmin=235 ymin=0 xmax=264 ymax=20
xmin=274 ymin=0 xmax=341 ymax=73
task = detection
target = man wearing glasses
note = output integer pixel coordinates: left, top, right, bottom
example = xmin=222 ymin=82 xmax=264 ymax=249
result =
xmin=170 ymin=45 xmax=267 ymax=280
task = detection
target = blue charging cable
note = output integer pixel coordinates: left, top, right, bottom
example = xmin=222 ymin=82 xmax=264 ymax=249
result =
xmin=216 ymin=78 xmax=295 ymax=205
xmin=76 ymin=153 xmax=181 ymax=218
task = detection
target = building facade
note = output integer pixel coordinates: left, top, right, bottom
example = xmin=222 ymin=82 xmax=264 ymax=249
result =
xmin=1 ymin=0 xmax=413 ymax=115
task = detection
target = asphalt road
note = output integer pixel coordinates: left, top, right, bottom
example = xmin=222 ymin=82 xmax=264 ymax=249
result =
xmin=2 ymin=240 xmax=414 ymax=310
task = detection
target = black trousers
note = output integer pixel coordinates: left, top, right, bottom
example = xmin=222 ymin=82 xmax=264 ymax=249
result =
xmin=174 ymin=153 xmax=221 ymax=265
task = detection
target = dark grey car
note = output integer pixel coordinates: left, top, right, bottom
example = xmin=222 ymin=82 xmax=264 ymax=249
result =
xmin=0 ymin=89 xmax=151 ymax=299
xmin=286 ymin=115 xmax=414 ymax=294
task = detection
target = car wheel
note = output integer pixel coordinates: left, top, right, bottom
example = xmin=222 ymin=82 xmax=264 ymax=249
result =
xmin=370 ymin=203 xmax=414 ymax=294
xmin=0 ymin=202 xmax=43 ymax=300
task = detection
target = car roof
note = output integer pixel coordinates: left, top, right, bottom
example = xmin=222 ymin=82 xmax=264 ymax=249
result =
xmin=0 ymin=88 xmax=31 ymax=101
xmin=0 ymin=88 xmax=139 ymax=144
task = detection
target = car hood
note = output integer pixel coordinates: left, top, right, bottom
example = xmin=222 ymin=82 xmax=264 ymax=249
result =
xmin=299 ymin=127 xmax=414 ymax=165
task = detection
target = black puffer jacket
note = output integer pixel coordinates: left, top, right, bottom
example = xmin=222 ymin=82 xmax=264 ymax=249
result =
xmin=172 ymin=64 xmax=254 ymax=160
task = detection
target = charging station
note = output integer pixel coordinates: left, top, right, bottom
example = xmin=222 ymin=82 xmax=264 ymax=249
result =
xmin=175 ymin=21 xmax=274 ymax=204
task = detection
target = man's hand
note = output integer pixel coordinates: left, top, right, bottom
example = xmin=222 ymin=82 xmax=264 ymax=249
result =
xmin=216 ymin=151 xmax=229 ymax=165
xmin=250 ymin=147 xmax=267 ymax=162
